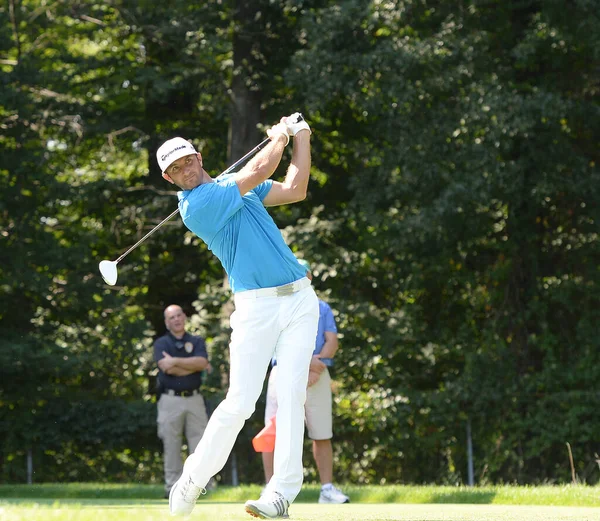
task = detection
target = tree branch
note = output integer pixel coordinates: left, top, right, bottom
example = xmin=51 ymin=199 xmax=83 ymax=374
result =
xmin=107 ymin=126 xmax=148 ymax=149
xmin=8 ymin=0 xmax=21 ymax=63
xmin=125 ymin=186 xmax=178 ymax=197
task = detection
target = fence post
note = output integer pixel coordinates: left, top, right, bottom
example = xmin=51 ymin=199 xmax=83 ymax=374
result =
xmin=27 ymin=447 xmax=33 ymax=484
xmin=466 ymin=418 xmax=474 ymax=486
xmin=231 ymin=451 xmax=239 ymax=486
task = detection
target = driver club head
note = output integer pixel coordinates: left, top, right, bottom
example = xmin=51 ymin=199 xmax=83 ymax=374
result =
xmin=99 ymin=260 xmax=119 ymax=286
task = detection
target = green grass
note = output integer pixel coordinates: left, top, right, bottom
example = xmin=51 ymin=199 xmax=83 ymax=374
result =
xmin=1 ymin=502 xmax=600 ymax=521
xmin=1 ymin=483 xmax=600 ymax=506
xmin=1 ymin=484 xmax=600 ymax=520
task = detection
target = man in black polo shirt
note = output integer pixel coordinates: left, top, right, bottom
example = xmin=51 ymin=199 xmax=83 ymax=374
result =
xmin=154 ymin=304 xmax=209 ymax=497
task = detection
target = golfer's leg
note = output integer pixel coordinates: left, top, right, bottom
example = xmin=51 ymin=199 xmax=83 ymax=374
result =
xmin=181 ymin=297 xmax=281 ymax=488
xmin=269 ymin=287 xmax=319 ymax=502
xmin=157 ymin=394 xmax=186 ymax=493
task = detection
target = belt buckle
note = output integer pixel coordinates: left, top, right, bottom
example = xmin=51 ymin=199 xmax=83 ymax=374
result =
xmin=276 ymin=283 xmax=295 ymax=297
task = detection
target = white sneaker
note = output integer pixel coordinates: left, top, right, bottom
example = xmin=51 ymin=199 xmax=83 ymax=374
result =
xmin=244 ymin=491 xmax=289 ymax=519
xmin=169 ymin=475 xmax=205 ymax=516
xmin=318 ymin=484 xmax=350 ymax=504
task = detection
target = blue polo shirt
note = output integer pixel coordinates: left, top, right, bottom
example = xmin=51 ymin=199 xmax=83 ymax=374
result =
xmin=177 ymin=174 xmax=305 ymax=293
xmin=154 ymin=332 xmax=208 ymax=391
xmin=314 ymin=300 xmax=337 ymax=367
xmin=273 ymin=299 xmax=337 ymax=368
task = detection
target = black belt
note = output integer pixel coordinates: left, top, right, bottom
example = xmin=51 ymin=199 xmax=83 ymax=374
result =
xmin=163 ymin=388 xmax=201 ymax=397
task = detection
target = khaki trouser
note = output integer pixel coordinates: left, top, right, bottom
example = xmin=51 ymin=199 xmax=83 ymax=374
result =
xmin=157 ymin=392 xmax=208 ymax=493
xmin=265 ymin=365 xmax=333 ymax=440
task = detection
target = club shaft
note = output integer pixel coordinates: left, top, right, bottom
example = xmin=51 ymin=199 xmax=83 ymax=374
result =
xmin=114 ymin=137 xmax=271 ymax=264
xmin=223 ymin=137 xmax=270 ymax=176
xmin=115 ymin=207 xmax=181 ymax=263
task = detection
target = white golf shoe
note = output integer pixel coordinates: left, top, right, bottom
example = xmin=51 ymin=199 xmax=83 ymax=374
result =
xmin=318 ymin=484 xmax=350 ymax=504
xmin=169 ymin=475 xmax=205 ymax=516
xmin=244 ymin=491 xmax=289 ymax=519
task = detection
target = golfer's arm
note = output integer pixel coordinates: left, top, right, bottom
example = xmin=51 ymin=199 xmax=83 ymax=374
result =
xmin=263 ymin=132 xmax=311 ymax=206
xmin=235 ymin=135 xmax=288 ymax=196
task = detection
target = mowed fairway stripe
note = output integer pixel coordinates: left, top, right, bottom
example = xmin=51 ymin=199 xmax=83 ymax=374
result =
xmin=1 ymin=502 xmax=600 ymax=521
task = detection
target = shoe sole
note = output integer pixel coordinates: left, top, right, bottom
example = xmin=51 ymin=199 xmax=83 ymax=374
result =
xmin=245 ymin=504 xmax=289 ymax=519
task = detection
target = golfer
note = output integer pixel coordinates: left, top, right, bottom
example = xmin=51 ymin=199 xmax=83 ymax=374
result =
xmin=157 ymin=114 xmax=317 ymax=520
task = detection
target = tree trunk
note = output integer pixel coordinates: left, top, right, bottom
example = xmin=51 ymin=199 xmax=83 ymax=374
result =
xmin=229 ymin=0 xmax=263 ymax=165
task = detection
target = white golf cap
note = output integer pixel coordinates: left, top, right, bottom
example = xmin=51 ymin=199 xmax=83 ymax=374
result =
xmin=156 ymin=137 xmax=198 ymax=173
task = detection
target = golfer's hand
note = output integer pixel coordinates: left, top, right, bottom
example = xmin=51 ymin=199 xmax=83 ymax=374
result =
xmin=286 ymin=112 xmax=311 ymax=136
xmin=267 ymin=118 xmax=290 ymax=146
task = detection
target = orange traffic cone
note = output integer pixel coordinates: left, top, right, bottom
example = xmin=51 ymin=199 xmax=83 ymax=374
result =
xmin=252 ymin=416 xmax=276 ymax=452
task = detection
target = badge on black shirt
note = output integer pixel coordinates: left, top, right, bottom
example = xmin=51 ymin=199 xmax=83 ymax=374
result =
xmin=184 ymin=341 xmax=194 ymax=354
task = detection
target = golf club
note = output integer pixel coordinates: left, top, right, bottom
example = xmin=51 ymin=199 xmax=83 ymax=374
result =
xmin=99 ymin=137 xmax=271 ymax=286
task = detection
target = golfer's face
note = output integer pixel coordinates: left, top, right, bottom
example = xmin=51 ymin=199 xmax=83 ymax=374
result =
xmin=165 ymin=154 xmax=202 ymax=190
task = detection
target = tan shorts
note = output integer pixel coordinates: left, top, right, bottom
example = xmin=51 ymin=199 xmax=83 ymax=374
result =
xmin=265 ymin=365 xmax=333 ymax=440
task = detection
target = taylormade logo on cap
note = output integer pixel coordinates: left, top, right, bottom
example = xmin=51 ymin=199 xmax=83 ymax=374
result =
xmin=156 ymin=137 xmax=198 ymax=172
xmin=161 ymin=145 xmax=187 ymax=162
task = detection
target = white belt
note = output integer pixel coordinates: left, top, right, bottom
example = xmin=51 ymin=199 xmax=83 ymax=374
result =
xmin=235 ymin=277 xmax=311 ymax=300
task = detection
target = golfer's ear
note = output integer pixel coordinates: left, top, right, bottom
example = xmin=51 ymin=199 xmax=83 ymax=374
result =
xmin=197 ymin=153 xmax=203 ymax=167
xmin=162 ymin=172 xmax=174 ymax=184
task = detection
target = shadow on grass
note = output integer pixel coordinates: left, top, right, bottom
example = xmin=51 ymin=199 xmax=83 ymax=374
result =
xmin=0 ymin=497 xmax=249 ymax=507
xmin=0 ymin=483 xmax=499 ymax=504
xmin=295 ymin=485 xmax=498 ymax=505
xmin=0 ymin=483 xmax=164 ymax=500
xmin=429 ymin=490 xmax=497 ymax=504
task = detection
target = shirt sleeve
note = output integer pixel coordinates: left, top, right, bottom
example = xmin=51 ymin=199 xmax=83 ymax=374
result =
xmin=184 ymin=178 xmax=244 ymax=236
xmin=193 ymin=337 xmax=209 ymax=360
xmin=153 ymin=337 xmax=165 ymax=362
xmin=252 ymin=179 xmax=273 ymax=202
xmin=322 ymin=303 xmax=338 ymax=333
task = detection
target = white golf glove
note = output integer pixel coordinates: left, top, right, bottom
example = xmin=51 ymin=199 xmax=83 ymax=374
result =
xmin=286 ymin=112 xmax=311 ymax=136
xmin=267 ymin=121 xmax=290 ymax=146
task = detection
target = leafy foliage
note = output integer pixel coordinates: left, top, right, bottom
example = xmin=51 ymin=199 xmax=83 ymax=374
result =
xmin=1 ymin=0 xmax=599 ymax=485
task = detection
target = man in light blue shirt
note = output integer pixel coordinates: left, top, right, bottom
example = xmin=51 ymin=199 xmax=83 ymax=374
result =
xmin=157 ymin=114 xmax=317 ymax=520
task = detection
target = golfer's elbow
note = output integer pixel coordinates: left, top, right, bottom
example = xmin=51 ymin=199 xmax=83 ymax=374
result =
xmin=291 ymin=187 xmax=307 ymax=202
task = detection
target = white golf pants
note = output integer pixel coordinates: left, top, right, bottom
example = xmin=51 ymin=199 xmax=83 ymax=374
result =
xmin=181 ymin=281 xmax=318 ymax=503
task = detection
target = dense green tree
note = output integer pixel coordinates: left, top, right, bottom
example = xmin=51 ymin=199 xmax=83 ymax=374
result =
xmin=0 ymin=0 xmax=322 ymax=484
xmin=286 ymin=0 xmax=600 ymax=484
xmin=0 ymin=0 xmax=158 ymax=481
xmin=1 ymin=0 xmax=599 ymax=486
